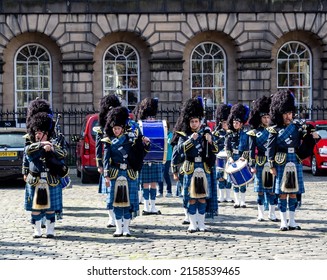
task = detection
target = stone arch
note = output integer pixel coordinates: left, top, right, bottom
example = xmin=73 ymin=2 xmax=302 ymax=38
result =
xmin=183 ymin=31 xmax=238 ymax=103
xmin=2 ymin=32 xmax=62 ymax=111
xmin=93 ymin=31 xmax=151 ymax=110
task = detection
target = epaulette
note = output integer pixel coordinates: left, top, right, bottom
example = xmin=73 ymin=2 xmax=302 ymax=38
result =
xmin=267 ymin=126 xmax=277 ymax=133
xmin=246 ymin=129 xmax=256 ymax=137
xmin=176 ymin=131 xmax=186 ymax=137
xmin=23 ymin=133 xmax=29 ymax=139
xmin=92 ymin=126 xmax=103 ymax=134
xmin=212 ymin=130 xmax=220 ymax=137
xmin=101 ymin=137 xmax=111 ymax=144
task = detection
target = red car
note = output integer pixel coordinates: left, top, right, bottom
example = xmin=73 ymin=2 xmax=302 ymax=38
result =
xmin=75 ymin=114 xmax=99 ymax=183
xmin=75 ymin=112 xmax=135 ymax=183
xmin=302 ymin=120 xmax=327 ymax=176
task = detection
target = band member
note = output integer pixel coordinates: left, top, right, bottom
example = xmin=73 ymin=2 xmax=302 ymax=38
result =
xmin=225 ymin=103 xmax=250 ymax=208
xmin=247 ymin=96 xmax=279 ymax=222
xmin=23 ymin=98 xmax=66 ymax=225
xmin=94 ymin=94 xmax=121 ymax=228
xmin=176 ymin=97 xmax=218 ymax=232
xmin=212 ymin=104 xmax=232 ymax=203
xmin=137 ymin=97 xmax=164 ymax=215
xmin=267 ymin=90 xmax=319 ymax=231
xmin=171 ymin=113 xmax=187 ymax=223
xmin=102 ymin=106 xmax=150 ymax=237
xmin=24 ymin=111 xmax=68 ymax=238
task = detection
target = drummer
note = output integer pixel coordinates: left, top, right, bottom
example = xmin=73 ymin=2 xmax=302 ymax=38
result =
xmin=175 ymin=97 xmax=218 ymax=232
xmin=225 ymin=103 xmax=250 ymax=208
xmin=247 ymin=96 xmax=279 ymax=222
xmin=212 ymin=104 xmax=232 ymax=203
xmin=137 ymin=97 xmax=164 ymax=215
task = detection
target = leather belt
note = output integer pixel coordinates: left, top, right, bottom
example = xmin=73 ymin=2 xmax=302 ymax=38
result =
xmin=113 ymin=163 xmax=128 ymax=170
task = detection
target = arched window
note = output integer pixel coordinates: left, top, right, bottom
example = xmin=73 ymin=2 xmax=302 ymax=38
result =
xmin=15 ymin=44 xmax=52 ymax=119
xmin=191 ymin=42 xmax=226 ymax=119
xmin=277 ymin=41 xmax=312 ymax=113
xmin=103 ymin=43 xmax=140 ymax=110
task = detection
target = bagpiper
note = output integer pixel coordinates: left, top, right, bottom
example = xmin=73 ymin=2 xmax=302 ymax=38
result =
xmin=267 ymin=90 xmax=319 ymax=231
xmin=24 ymin=109 xmax=68 ymax=238
xmin=102 ymin=106 xmax=150 ymax=237
xmin=175 ymin=97 xmax=218 ymax=232
xmin=94 ymin=94 xmax=121 ymax=228
xmin=247 ymin=96 xmax=279 ymax=222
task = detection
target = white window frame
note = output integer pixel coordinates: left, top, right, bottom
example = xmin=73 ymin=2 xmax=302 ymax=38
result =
xmin=190 ymin=41 xmax=227 ymax=119
xmin=277 ymin=41 xmax=312 ymax=116
xmin=14 ymin=44 xmax=52 ymax=125
xmin=103 ymin=43 xmax=140 ymax=110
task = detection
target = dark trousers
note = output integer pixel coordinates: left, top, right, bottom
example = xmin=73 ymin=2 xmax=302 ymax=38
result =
xmin=158 ymin=160 xmax=172 ymax=194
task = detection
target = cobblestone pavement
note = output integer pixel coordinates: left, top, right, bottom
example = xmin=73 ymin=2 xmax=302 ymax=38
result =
xmin=0 ymin=168 xmax=326 ymax=260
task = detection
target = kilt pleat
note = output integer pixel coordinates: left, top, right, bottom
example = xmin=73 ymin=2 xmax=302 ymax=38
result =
xmin=139 ymin=163 xmax=163 ymax=183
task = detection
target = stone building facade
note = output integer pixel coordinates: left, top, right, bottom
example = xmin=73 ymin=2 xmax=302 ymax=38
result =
xmin=1 ymin=0 xmax=327 ymax=121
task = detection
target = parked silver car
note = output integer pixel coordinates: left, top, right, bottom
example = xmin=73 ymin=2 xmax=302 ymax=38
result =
xmin=0 ymin=126 xmax=26 ymax=182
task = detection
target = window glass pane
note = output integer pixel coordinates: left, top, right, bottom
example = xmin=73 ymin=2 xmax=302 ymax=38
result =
xmin=15 ymin=44 xmax=52 ymax=123
xmin=190 ymin=42 xmax=226 ymax=118
xmin=104 ymin=43 xmax=140 ymax=110
xmin=277 ymin=41 xmax=311 ymax=114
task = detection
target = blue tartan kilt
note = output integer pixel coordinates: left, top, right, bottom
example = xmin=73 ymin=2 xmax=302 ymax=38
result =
xmin=139 ymin=162 xmax=163 ymax=183
xmin=98 ymin=174 xmax=109 ymax=194
xmin=274 ymin=153 xmax=305 ymax=195
xmin=253 ymin=163 xmax=273 ymax=193
xmin=183 ymin=162 xmax=212 ymax=208
xmin=24 ymin=182 xmax=63 ymax=212
xmin=106 ymin=170 xmax=139 ymax=216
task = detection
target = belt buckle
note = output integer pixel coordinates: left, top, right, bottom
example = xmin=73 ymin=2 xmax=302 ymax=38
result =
xmin=41 ymin=172 xmax=47 ymax=178
xmin=120 ymin=163 xmax=127 ymax=170
xmin=195 ymin=156 xmax=202 ymax=162
xmin=233 ymin=149 xmax=239 ymax=154
xmin=288 ymin=148 xmax=294 ymax=153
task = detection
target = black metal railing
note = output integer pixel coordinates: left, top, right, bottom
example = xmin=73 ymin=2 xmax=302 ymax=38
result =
xmin=1 ymin=105 xmax=327 ymax=166
xmin=0 ymin=105 xmax=182 ymax=166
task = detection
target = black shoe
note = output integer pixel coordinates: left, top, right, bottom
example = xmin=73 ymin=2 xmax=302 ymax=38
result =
xmin=268 ymin=217 xmax=280 ymax=222
xmin=288 ymin=225 xmax=301 ymax=230
xmin=279 ymin=227 xmax=288 ymax=231
xmin=234 ymin=204 xmax=240 ymax=208
xmin=182 ymin=220 xmax=190 ymax=225
xmin=107 ymin=224 xmax=115 ymax=228
xmin=257 ymin=218 xmax=265 ymax=222
xmin=113 ymin=233 xmax=123 ymax=237
xmin=46 ymin=234 xmax=55 ymax=238
xmin=241 ymin=205 xmax=247 ymax=208
xmin=187 ymin=229 xmax=197 ymax=233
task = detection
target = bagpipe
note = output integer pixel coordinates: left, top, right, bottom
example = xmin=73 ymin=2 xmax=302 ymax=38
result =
xmin=44 ymin=114 xmax=70 ymax=183
xmin=199 ymin=98 xmax=216 ymax=168
xmin=293 ymin=118 xmax=317 ymax=160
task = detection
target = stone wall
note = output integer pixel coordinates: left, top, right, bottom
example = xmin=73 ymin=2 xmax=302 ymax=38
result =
xmin=0 ymin=6 xmax=327 ymax=112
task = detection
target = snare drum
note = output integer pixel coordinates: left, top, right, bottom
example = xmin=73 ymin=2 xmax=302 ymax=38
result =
xmin=138 ymin=120 xmax=167 ymax=162
xmin=225 ymin=159 xmax=254 ymax=186
xmin=216 ymin=150 xmax=227 ymax=170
